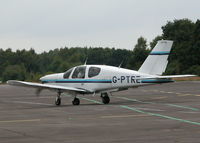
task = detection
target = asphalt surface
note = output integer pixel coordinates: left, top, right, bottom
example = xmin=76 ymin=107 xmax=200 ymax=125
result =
xmin=0 ymin=81 xmax=200 ymax=143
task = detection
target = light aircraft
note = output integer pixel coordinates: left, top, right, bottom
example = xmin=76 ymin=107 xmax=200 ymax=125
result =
xmin=7 ymin=40 xmax=195 ymax=106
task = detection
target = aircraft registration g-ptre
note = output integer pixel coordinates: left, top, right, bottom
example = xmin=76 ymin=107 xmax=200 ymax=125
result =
xmin=7 ymin=40 xmax=195 ymax=106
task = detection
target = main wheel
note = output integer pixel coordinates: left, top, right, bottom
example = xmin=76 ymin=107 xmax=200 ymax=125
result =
xmin=72 ymin=98 xmax=80 ymax=105
xmin=101 ymin=93 xmax=110 ymax=104
xmin=55 ymin=97 xmax=61 ymax=106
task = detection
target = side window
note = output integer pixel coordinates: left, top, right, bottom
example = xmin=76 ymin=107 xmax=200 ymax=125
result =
xmin=63 ymin=68 xmax=73 ymax=79
xmin=88 ymin=67 xmax=101 ymax=78
xmin=72 ymin=66 xmax=86 ymax=79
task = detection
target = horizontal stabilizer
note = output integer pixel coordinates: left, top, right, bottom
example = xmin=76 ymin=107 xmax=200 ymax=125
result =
xmin=140 ymin=75 xmax=196 ymax=84
xmin=154 ymin=75 xmax=196 ymax=79
xmin=144 ymin=74 xmax=197 ymax=79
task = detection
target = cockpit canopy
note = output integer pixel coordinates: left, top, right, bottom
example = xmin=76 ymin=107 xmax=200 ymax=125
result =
xmin=63 ymin=66 xmax=101 ymax=79
xmin=63 ymin=68 xmax=73 ymax=79
xmin=72 ymin=66 xmax=86 ymax=79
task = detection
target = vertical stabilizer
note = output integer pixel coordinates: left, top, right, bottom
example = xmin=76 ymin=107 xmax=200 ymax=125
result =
xmin=138 ymin=40 xmax=173 ymax=75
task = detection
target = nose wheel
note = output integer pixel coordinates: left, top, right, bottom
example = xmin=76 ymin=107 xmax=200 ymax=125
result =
xmin=72 ymin=97 xmax=80 ymax=105
xmin=55 ymin=91 xmax=62 ymax=106
xmin=101 ymin=93 xmax=110 ymax=104
xmin=55 ymin=96 xmax=61 ymax=106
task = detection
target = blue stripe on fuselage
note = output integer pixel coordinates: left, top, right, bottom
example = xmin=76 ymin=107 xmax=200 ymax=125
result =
xmin=41 ymin=79 xmax=112 ymax=84
xmin=141 ymin=79 xmax=174 ymax=83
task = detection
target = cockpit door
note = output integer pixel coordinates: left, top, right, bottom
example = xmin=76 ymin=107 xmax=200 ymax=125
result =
xmin=71 ymin=66 xmax=86 ymax=87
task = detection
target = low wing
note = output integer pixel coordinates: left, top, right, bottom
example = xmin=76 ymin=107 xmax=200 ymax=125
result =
xmin=7 ymin=80 xmax=89 ymax=93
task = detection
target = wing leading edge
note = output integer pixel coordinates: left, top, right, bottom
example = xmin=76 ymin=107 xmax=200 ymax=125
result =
xmin=7 ymin=80 xmax=90 ymax=93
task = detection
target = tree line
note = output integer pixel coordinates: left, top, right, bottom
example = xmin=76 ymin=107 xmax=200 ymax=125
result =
xmin=0 ymin=19 xmax=200 ymax=82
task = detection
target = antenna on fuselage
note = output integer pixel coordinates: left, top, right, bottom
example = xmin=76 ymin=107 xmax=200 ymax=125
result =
xmin=118 ymin=60 xmax=124 ymax=68
xmin=84 ymin=57 xmax=88 ymax=65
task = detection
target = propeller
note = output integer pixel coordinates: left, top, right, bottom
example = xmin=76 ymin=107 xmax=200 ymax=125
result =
xmin=35 ymin=88 xmax=42 ymax=96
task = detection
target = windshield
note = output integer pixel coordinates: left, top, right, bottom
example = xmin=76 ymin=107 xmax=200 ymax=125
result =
xmin=63 ymin=68 xmax=73 ymax=79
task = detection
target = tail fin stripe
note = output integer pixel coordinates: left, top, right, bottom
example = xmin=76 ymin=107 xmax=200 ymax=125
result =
xmin=138 ymin=40 xmax=173 ymax=75
xmin=150 ymin=51 xmax=170 ymax=55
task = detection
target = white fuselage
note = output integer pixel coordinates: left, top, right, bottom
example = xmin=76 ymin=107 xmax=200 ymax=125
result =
xmin=40 ymin=65 xmax=157 ymax=93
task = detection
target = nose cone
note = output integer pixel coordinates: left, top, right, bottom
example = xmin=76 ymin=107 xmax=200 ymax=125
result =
xmin=40 ymin=73 xmax=61 ymax=83
xmin=39 ymin=76 xmax=46 ymax=81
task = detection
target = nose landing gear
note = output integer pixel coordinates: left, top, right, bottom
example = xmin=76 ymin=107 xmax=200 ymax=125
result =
xmin=101 ymin=93 xmax=110 ymax=104
xmin=55 ymin=96 xmax=61 ymax=106
xmin=55 ymin=91 xmax=62 ymax=106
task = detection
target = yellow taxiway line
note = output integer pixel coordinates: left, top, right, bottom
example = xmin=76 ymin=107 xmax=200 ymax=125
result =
xmin=0 ymin=119 xmax=41 ymax=123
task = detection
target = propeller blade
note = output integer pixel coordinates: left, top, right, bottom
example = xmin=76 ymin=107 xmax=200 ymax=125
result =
xmin=35 ymin=88 xmax=42 ymax=96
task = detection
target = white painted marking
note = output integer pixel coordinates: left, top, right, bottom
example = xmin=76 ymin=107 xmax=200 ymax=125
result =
xmin=152 ymin=96 xmax=167 ymax=99
xmin=177 ymin=94 xmax=188 ymax=97
xmin=184 ymin=94 xmax=194 ymax=96
xmin=167 ymin=92 xmax=173 ymax=94
xmin=175 ymin=93 xmax=181 ymax=95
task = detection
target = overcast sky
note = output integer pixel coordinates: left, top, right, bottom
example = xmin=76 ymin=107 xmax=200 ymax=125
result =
xmin=0 ymin=0 xmax=199 ymax=53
